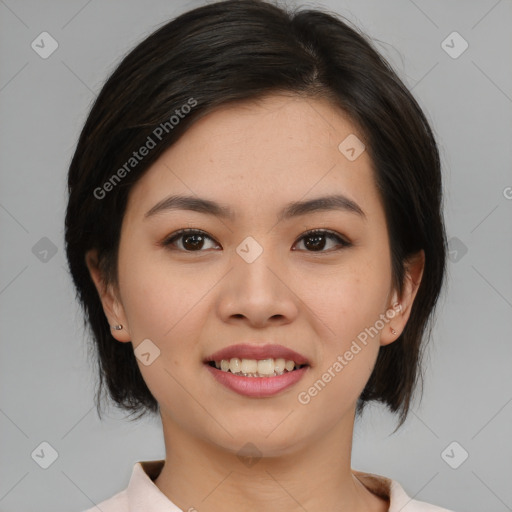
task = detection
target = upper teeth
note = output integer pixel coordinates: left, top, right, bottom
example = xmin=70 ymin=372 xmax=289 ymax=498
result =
xmin=214 ymin=358 xmax=301 ymax=376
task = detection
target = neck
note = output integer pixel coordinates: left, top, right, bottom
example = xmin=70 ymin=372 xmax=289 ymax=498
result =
xmin=153 ymin=407 xmax=388 ymax=512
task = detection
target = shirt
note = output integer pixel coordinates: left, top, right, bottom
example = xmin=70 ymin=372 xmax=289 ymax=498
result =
xmin=81 ymin=460 xmax=456 ymax=512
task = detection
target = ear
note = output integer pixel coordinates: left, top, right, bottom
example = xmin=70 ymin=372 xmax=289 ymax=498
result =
xmin=84 ymin=248 xmax=131 ymax=342
xmin=380 ymin=249 xmax=425 ymax=347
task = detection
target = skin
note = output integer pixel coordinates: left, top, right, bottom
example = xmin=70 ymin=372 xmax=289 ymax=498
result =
xmin=86 ymin=93 xmax=424 ymax=512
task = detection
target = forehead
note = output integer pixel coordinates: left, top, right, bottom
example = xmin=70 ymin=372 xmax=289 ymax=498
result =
xmin=124 ymin=93 xmax=381 ymax=223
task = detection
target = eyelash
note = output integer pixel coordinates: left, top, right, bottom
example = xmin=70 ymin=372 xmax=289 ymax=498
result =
xmin=161 ymin=228 xmax=352 ymax=253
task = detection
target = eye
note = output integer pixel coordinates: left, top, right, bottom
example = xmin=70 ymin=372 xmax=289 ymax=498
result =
xmin=162 ymin=229 xmax=220 ymax=252
xmin=161 ymin=228 xmax=351 ymax=253
xmin=293 ymin=229 xmax=352 ymax=252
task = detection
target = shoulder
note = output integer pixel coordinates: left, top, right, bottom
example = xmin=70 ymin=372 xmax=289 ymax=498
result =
xmin=352 ymin=469 xmax=456 ymax=512
xmin=76 ymin=460 xmax=168 ymax=512
xmin=80 ymin=489 xmax=128 ymax=512
xmin=388 ymin=479 xmax=456 ymax=512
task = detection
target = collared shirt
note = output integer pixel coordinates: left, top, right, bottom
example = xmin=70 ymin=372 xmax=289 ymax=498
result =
xmin=81 ymin=460 xmax=455 ymax=512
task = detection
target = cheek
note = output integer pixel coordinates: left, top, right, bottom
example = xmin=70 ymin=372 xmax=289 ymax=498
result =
xmin=117 ymin=252 xmax=214 ymax=419
xmin=117 ymin=240 xmax=210 ymax=340
xmin=292 ymin=255 xmax=389 ymax=404
xmin=294 ymin=311 xmax=380 ymax=435
xmin=294 ymin=257 xmax=391 ymax=341
xmin=297 ymin=345 xmax=378 ymax=428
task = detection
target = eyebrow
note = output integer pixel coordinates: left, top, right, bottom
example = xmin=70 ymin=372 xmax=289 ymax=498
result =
xmin=144 ymin=194 xmax=366 ymax=221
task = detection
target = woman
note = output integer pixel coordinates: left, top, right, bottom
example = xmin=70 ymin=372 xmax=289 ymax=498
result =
xmin=65 ymin=0 xmax=453 ymax=510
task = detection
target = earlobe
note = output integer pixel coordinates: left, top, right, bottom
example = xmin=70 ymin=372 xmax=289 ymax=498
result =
xmin=84 ymin=249 xmax=131 ymax=343
xmin=380 ymin=250 xmax=425 ymax=347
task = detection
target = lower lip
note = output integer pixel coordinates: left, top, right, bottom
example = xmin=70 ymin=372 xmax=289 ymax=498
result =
xmin=205 ymin=364 xmax=309 ymax=397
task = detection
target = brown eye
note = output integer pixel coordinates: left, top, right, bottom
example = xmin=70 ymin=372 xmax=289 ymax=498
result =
xmin=162 ymin=228 xmax=351 ymax=253
xmin=163 ymin=229 xmax=219 ymax=251
xmin=293 ymin=229 xmax=351 ymax=252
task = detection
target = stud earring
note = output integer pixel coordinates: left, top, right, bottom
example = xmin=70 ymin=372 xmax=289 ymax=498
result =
xmin=390 ymin=328 xmax=397 ymax=335
xmin=111 ymin=324 xmax=123 ymax=330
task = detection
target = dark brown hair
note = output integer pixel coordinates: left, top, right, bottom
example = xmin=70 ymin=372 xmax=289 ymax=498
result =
xmin=64 ymin=0 xmax=447 ymax=428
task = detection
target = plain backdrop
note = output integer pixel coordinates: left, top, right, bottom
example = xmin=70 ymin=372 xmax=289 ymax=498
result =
xmin=1 ymin=1 xmax=511 ymax=511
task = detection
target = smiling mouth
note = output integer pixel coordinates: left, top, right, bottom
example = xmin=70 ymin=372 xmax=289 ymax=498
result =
xmin=207 ymin=358 xmax=308 ymax=378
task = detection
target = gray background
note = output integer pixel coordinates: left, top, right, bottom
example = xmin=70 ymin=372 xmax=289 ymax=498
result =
xmin=1 ymin=0 xmax=511 ymax=511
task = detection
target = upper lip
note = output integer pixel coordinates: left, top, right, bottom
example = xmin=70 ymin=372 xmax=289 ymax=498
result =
xmin=204 ymin=344 xmax=310 ymax=366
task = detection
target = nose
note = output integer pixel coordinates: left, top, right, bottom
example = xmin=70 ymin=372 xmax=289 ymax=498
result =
xmin=216 ymin=242 xmax=299 ymax=328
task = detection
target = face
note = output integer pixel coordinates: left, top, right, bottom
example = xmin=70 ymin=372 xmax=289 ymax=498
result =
xmin=87 ymin=93 xmax=423 ymax=457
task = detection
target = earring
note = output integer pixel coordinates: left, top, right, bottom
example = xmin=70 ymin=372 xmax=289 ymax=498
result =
xmin=111 ymin=324 xmax=123 ymax=330
xmin=390 ymin=327 xmax=397 ymax=335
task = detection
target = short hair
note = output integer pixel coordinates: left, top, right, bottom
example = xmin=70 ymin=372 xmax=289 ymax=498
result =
xmin=64 ymin=0 xmax=447 ymax=428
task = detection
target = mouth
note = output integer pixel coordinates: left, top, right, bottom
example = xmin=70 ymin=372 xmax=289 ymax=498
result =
xmin=203 ymin=343 xmax=311 ymax=397
xmin=206 ymin=358 xmax=309 ymax=378
xmin=203 ymin=343 xmax=311 ymax=377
